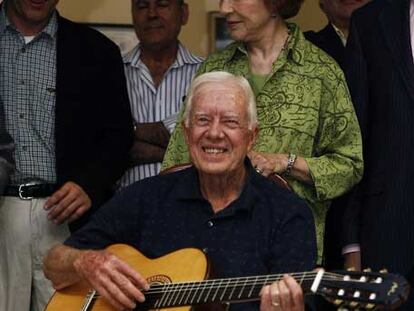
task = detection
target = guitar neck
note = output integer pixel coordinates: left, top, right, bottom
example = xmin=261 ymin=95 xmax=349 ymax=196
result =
xmin=138 ymin=271 xmax=318 ymax=309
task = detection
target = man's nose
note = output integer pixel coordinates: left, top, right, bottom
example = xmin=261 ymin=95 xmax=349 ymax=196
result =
xmin=220 ymin=0 xmax=234 ymax=14
xmin=207 ymin=120 xmax=225 ymax=139
xmin=148 ymin=3 xmax=160 ymax=17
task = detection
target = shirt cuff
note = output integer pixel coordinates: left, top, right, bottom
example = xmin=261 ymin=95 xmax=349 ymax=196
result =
xmin=342 ymin=243 xmax=361 ymax=255
xmin=162 ymin=113 xmax=178 ymax=133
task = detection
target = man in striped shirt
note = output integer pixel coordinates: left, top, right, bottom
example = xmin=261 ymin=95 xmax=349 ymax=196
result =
xmin=118 ymin=0 xmax=203 ymax=187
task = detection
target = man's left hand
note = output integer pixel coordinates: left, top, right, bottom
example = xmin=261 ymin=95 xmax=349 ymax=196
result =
xmin=260 ymin=274 xmax=304 ymax=311
xmin=44 ymin=182 xmax=92 ymax=224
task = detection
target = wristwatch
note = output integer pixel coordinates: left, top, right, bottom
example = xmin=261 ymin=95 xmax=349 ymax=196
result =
xmin=283 ymin=153 xmax=297 ymax=177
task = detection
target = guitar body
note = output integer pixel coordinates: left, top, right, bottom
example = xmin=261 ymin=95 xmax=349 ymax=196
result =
xmin=45 ymin=244 xmax=409 ymax=311
xmin=45 ymin=244 xmax=209 ymax=311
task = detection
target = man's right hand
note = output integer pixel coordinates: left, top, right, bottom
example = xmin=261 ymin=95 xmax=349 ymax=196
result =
xmin=73 ymin=250 xmax=150 ymax=310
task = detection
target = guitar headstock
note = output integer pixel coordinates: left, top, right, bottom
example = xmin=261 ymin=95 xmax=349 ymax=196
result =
xmin=316 ymin=269 xmax=410 ymax=310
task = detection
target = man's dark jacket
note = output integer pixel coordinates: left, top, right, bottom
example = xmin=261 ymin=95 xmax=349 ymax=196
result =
xmin=55 ymin=15 xmax=134 ymax=231
xmin=344 ymin=0 xmax=414 ymax=308
xmin=305 ymin=23 xmax=346 ymax=70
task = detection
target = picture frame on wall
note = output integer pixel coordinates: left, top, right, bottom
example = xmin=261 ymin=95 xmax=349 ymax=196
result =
xmin=208 ymin=12 xmax=233 ymax=53
xmin=85 ymin=23 xmax=138 ymax=56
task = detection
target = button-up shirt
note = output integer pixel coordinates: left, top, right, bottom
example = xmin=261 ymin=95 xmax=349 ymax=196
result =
xmin=0 ymin=5 xmax=57 ymax=184
xmin=66 ymin=162 xmax=316 ymax=311
xmin=118 ymin=43 xmax=203 ymax=187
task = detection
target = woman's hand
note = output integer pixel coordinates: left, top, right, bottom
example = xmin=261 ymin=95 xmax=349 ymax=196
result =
xmin=249 ymin=151 xmax=313 ymax=185
xmin=249 ymin=151 xmax=288 ymax=176
xmin=260 ymin=274 xmax=305 ymax=311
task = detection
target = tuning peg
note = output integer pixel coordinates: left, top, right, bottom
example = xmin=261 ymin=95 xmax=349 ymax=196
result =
xmin=365 ymin=303 xmax=376 ymax=309
xmin=380 ymin=268 xmax=388 ymax=274
xmin=347 ymin=267 xmax=356 ymax=271
xmin=333 ymin=299 xmax=343 ymax=306
xmin=349 ymin=301 xmax=359 ymax=308
xmin=363 ymin=268 xmax=372 ymax=272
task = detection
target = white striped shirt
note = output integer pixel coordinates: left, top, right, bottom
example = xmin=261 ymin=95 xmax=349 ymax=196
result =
xmin=118 ymin=42 xmax=203 ymax=187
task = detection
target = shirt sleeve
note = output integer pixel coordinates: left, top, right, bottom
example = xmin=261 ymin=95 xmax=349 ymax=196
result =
xmin=64 ymin=186 xmax=142 ymax=250
xmin=303 ymin=74 xmax=364 ymax=201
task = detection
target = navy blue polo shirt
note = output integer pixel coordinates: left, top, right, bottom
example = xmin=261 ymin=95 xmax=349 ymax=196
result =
xmin=65 ymin=163 xmax=316 ymax=310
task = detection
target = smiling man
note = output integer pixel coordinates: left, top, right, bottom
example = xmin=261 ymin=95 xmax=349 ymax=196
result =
xmin=0 ymin=0 xmax=133 ymax=310
xmin=44 ymin=72 xmax=316 ymax=311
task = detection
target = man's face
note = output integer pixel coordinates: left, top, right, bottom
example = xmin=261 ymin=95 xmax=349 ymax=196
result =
xmin=184 ymin=81 xmax=257 ymax=177
xmin=7 ymin=0 xmax=59 ymax=35
xmin=132 ymin=0 xmax=188 ymax=51
xmin=320 ymin=0 xmax=370 ymax=25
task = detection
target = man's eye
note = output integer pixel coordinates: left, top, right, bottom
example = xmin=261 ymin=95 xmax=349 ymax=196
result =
xmin=157 ymin=0 xmax=170 ymax=7
xmin=224 ymin=119 xmax=239 ymax=127
xmin=195 ymin=117 xmax=209 ymax=125
xmin=135 ymin=1 xmax=149 ymax=9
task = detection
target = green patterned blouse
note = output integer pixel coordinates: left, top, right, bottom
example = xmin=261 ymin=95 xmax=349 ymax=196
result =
xmin=162 ymin=23 xmax=363 ymax=260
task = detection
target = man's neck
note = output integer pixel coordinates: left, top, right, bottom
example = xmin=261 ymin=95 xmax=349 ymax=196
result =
xmin=198 ymin=168 xmax=247 ymax=214
xmin=140 ymin=42 xmax=179 ymax=88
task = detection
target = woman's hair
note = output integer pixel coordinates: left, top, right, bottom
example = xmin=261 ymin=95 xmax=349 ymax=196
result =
xmin=183 ymin=71 xmax=257 ymax=130
xmin=272 ymin=0 xmax=305 ymax=19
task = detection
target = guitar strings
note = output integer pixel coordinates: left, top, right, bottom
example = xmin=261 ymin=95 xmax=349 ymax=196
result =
xmin=91 ymin=271 xmax=360 ymax=298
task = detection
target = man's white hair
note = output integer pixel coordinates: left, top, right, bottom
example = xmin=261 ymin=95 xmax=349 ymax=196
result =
xmin=183 ymin=71 xmax=257 ymax=129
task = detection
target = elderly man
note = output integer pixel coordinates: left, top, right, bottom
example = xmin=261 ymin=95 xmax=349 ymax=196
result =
xmin=44 ymin=72 xmax=316 ymax=311
xmin=0 ymin=0 xmax=133 ymax=310
xmin=305 ymin=0 xmax=370 ymax=69
xmin=118 ymin=0 xmax=203 ymax=187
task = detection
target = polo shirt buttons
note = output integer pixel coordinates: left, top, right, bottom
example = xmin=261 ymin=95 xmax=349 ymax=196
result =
xmin=207 ymin=220 xmax=214 ymax=228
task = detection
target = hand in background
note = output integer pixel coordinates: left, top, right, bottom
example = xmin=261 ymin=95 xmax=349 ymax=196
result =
xmin=44 ymin=181 xmax=91 ymax=224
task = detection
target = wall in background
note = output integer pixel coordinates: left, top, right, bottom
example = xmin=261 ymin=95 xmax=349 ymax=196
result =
xmin=57 ymin=0 xmax=327 ymax=57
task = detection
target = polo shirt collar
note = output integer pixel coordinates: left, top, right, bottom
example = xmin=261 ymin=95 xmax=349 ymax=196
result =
xmin=124 ymin=41 xmax=200 ymax=69
xmin=175 ymin=158 xmax=260 ymax=214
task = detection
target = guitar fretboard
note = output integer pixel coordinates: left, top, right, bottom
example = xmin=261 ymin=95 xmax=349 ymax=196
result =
xmin=136 ymin=272 xmax=317 ymax=310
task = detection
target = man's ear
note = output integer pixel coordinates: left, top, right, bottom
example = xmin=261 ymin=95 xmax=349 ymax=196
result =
xmin=181 ymin=3 xmax=189 ymax=26
xmin=183 ymin=121 xmax=190 ymax=145
xmin=247 ymin=126 xmax=259 ymax=151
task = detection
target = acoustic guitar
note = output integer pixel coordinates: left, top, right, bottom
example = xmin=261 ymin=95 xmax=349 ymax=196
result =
xmin=45 ymin=244 xmax=409 ymax=311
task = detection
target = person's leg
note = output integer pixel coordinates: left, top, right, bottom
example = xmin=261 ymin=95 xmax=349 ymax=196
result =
xmin=0 ymin=197 xmax=32 ymax=311
xmin=30 ymin=198 xmax=70 ymax=311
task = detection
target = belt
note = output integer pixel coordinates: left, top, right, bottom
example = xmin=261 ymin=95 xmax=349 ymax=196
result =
xmin=4 ymin=182 xmax=58 ymax=200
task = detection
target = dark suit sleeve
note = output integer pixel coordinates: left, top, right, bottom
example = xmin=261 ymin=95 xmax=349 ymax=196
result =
xmin=0 ymin=101 xmax=14 ymax=194
xmin=339 ymin=13 xmax=369 ymax=249
xmin=71 ymin=43 xmax=133 ymax=206
xmin=55 ymin=19 xmax=134 ymax=231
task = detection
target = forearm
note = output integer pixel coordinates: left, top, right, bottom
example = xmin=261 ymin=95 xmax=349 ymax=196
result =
xmin=129 ymin=140 xmax=166 ymax=166
xmin=134 ymin=122 xmax=170 ymax=148
xmin=43 ymin=244 xmax=86 ymax=290
xmin=289 ymin=156 xmax=313 ymax=185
